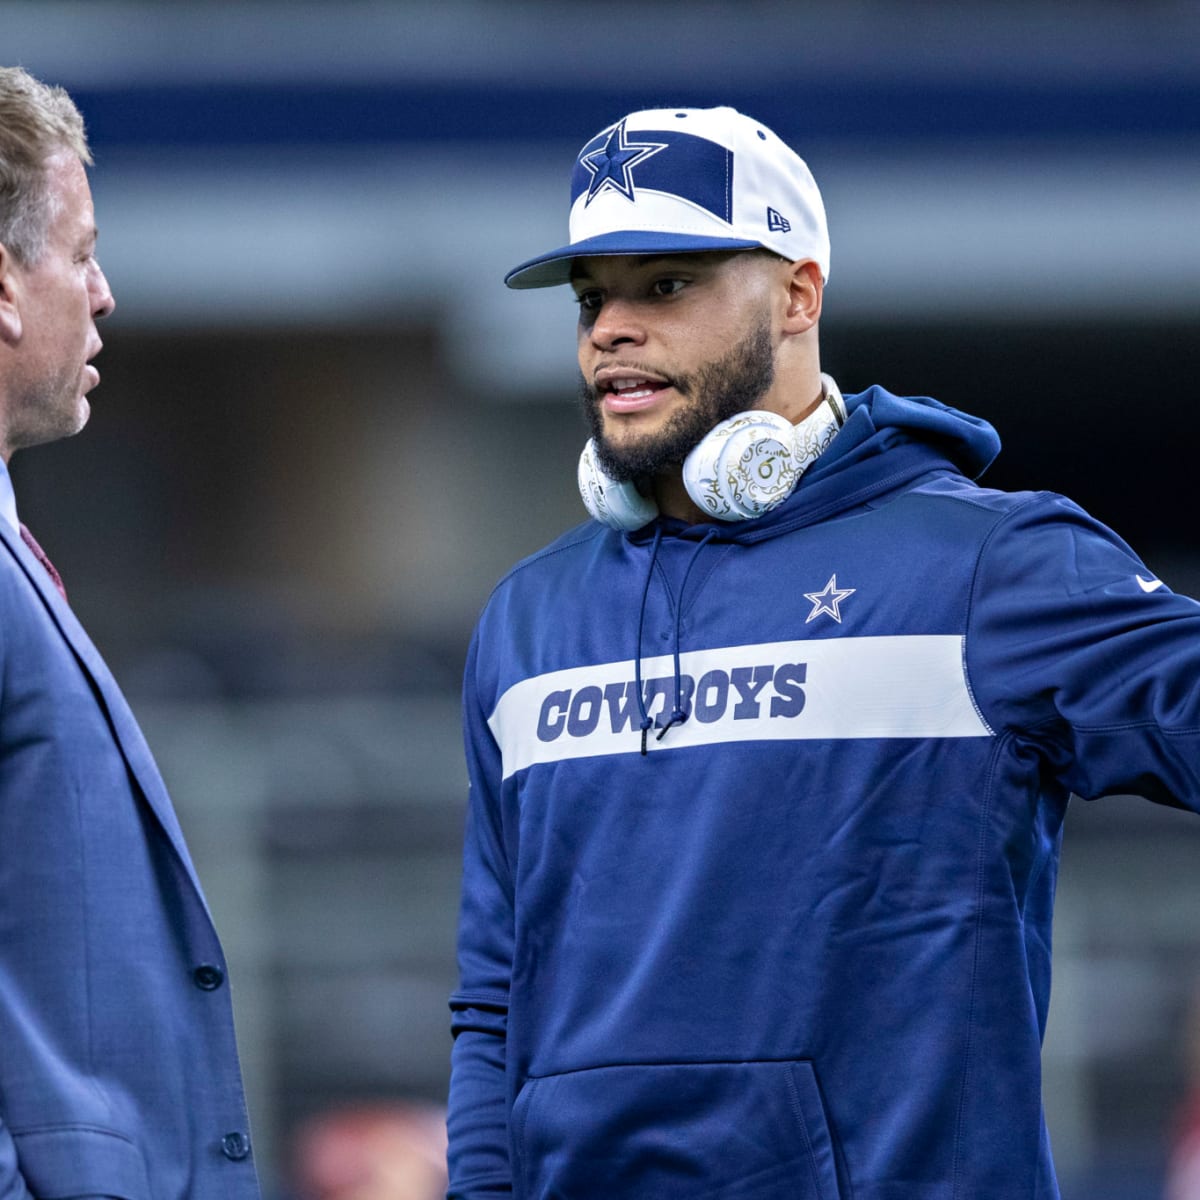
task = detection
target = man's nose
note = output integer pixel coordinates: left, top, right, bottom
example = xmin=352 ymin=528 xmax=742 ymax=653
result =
xmin=90 ymin=260 xmax=115 ymax=319
xmin=588 ymin=297 xmax=645 ymax=349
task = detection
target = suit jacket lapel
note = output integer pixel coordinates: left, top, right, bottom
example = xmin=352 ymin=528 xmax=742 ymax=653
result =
xmin=0 ymin=521 xmax=211 ymax=912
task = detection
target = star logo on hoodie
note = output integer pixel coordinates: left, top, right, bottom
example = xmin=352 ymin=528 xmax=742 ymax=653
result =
xmin=804 ymin=574 xmax=856 ymax=624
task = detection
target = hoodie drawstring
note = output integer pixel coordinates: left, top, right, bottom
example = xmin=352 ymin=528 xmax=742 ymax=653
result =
xmin=634 ymin=526 xmax=717 ymax=756
xmin=633 ymin=526 xmax=662 ymax=756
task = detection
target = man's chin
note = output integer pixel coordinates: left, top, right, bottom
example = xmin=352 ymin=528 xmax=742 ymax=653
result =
xmin=593 ymin=433 xmax=687 ymax=485
xmin=45 ymin=398 xmax=91 ymax=443
xmin=62 ymin=391 xmax=93 ymax=436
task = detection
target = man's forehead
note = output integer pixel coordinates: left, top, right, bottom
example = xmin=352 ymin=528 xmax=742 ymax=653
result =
xmin=569 ymin=251 xmax=741 ymax=283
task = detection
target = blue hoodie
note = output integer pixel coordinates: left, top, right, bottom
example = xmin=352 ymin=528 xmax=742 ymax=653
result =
xmin=448 ymin=386 xmax=1200 ymax=1199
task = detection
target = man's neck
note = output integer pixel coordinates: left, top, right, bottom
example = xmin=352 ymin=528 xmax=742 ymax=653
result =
xmin=651 ymin=471 xmax=708 ymax=525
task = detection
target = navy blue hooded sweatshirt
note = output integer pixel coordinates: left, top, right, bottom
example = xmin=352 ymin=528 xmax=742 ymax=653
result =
xmin=448 ymin=385 xmax=1200 ymax=1199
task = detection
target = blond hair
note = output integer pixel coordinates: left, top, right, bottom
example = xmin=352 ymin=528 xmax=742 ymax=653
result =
xmin=0 ymin=66 xmax=92 ymax=265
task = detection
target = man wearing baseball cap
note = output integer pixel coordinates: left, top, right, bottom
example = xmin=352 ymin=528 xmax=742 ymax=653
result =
xmin=447 ymin=106 xmax=1200 ymax=1199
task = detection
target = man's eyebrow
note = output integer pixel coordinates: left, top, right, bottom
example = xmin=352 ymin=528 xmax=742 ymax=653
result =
xmin=570 ymin=254 xmax=690 ymax=283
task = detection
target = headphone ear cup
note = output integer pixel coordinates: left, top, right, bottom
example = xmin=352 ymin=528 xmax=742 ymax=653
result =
xmin=682 ymin=410 xmax=801 ymax=521
xmin=578 ymin=439 xmax=659 ymax=530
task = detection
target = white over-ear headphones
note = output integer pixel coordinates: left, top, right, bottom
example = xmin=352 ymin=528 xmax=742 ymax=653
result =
xmin=578 ymin=374 xmax=847 ymax=530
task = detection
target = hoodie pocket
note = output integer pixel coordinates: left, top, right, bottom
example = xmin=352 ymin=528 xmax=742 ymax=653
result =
xmin=511 ymin=1058 xmax=844 ymax=1199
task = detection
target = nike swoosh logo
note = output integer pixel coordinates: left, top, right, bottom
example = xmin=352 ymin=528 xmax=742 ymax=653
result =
xmin=1136 ymin=575 xmax=1166 ymax=593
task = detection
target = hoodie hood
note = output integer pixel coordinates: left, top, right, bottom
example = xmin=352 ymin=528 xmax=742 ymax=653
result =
xmin=838 ymin=385 xmax=1000 ymax=477
xmin=630 ymin=384 xmax=1002 ymax=546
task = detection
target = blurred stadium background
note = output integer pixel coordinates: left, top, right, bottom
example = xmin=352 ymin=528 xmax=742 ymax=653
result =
xmin=4 ymin=1 xmax=1200 ymax=1196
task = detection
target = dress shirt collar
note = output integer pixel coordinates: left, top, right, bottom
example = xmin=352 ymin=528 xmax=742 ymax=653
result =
xmin=0 ymin=459 xmax=18 ymax=533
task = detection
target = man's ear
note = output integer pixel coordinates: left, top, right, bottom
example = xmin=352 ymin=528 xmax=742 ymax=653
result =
xmin=782 ymin=259 xmax=823 ymax=334
xmin=0 ymin=244 xmax=23 ymax=344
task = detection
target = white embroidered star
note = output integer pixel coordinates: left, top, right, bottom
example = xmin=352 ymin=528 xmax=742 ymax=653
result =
xmin=804 ymin=574 xmax=856 ymax=624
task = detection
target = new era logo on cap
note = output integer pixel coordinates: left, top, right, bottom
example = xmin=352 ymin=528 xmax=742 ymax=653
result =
xmin=505 ymin=105 xmax=831 ymax=289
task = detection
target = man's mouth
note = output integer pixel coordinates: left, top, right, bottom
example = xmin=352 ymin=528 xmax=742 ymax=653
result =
xmin=84 ymin=340 xmax=102 ymax=384
xmin=596 ymin=370 xmax=674 ymax=413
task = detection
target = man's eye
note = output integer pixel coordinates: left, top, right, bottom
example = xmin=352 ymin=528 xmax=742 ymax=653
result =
xmin=575 ymin=291 xmax=602 ymax=312
xmin=651 ymin=278 xmax=686 ymax=297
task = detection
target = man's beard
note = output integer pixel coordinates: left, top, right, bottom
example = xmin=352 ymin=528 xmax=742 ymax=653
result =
xmin=579 ymin=317 xmax=776 ymax=484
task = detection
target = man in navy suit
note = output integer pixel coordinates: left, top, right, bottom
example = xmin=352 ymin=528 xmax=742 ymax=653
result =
xmin=0 ymin=66 xmax=261 ymax=1200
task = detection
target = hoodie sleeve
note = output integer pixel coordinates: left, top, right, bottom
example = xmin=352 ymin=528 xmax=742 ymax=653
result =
xmin=966 ymin=491 xmax=1200 ymax=809
xmin=447 ymin=627 xmax=516 ymax=1198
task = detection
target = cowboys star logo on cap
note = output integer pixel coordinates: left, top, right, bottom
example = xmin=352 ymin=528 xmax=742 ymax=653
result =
xmin=580 ymin=119 xmax=667 ymax=204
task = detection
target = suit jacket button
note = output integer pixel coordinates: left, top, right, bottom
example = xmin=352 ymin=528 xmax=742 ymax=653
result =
xmin=221 ymin=1132 xmax=251 ymax=1161
xmin=193 ymin=964 xmax=225 ymax=990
